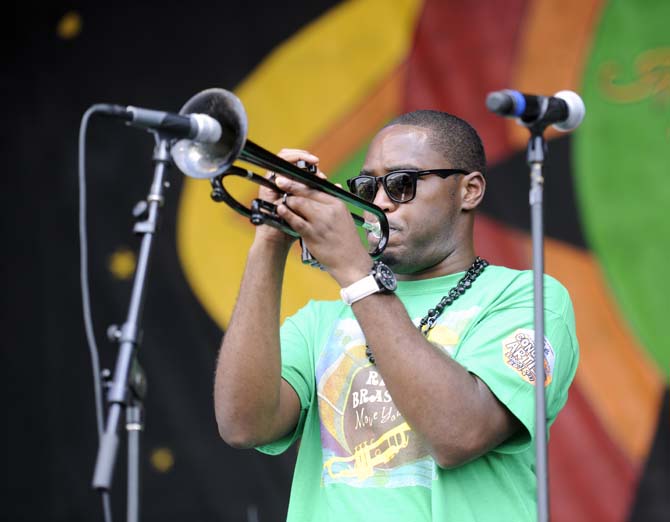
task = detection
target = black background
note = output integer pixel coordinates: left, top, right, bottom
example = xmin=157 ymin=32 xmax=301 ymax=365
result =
xmin=4 ymin=2 xmax=339 ymax=521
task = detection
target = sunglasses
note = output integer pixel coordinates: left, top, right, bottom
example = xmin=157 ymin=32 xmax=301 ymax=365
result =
xmin=347 ymin=169 xmax=469 ymax=204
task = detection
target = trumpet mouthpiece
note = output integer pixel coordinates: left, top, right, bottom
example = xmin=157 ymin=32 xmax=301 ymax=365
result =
xmin=362 ymin=221 xmax=382 ymax=239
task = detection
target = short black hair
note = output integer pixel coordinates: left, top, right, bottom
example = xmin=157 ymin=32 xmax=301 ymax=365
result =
xmin=385 ymin=110 xmax=486 ymax=176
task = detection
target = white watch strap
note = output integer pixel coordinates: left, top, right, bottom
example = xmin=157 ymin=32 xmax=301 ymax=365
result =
xmin=340 ymin=275 xmax=380 ymax=305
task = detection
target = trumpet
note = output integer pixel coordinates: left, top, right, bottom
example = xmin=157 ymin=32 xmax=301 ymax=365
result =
xmin=169 ymin=88 xmax=389 ymax=265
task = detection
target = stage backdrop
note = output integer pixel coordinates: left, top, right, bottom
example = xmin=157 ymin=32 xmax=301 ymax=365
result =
xmin=4 ymin=1 xmax=668 ymax=521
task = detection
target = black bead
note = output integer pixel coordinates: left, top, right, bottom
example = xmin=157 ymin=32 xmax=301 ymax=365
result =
xmin=365 ymin=345 xmax=375 ymax=364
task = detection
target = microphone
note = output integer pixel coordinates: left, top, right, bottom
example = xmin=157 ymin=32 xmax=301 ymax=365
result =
xmin=485 ymin=90 xmax=585 ymax=131
xmin=99 ymin=104 xmax=222 ymax=143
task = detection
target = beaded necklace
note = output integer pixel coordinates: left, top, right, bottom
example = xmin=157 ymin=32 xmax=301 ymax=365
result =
xmin=365 ymin=257 xmax=489 ymax=364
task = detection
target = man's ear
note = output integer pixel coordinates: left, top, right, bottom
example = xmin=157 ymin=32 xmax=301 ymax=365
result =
xmin=461 ymin=171 xmax=486 ymax=210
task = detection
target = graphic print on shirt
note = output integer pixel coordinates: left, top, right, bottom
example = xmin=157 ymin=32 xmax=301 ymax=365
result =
xmin=316 ymin=307 xmax=481 ymax=488
xmin=502 ymin=328 xmax=556 ymax=386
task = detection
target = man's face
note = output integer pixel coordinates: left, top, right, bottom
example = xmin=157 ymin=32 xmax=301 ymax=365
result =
xmin=361 ymin=124 xmax=465 ymax=277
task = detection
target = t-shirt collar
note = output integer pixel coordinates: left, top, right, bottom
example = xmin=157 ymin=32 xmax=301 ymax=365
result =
xmin=395 ymin=270 xmax=468 ymax=296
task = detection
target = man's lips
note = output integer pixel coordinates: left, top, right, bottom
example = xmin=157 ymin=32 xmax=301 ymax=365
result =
xmin=386 ymin=221 xmax=401 ymax=233
xmin=365 ymin=222 xmax=401 ymax=240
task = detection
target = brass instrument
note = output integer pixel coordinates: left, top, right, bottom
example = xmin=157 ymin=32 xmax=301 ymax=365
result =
xmin=169 ymin=88 xmax=389 ymax=264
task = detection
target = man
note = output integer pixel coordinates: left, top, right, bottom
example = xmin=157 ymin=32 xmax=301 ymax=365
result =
xmin=214 ymin=110 xmax=579 ymax=521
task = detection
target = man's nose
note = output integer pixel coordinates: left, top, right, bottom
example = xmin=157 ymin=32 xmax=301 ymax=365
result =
xmin=372 ymin=180 xmax=397 ymax=211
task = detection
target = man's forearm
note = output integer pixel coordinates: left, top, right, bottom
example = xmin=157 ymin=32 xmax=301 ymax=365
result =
xmin=214 ymin=239 xmax=292 ymax=447
xmin=352 ymin=293 xmax=519 ymax=468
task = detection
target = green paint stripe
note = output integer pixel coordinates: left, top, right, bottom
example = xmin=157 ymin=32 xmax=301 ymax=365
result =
xmin=574 ymin=0 xmax=670 ymax=376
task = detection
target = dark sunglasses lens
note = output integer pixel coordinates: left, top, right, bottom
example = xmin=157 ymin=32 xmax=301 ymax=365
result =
xmin=386 ymin=172 xmax=415 ymax=202
xmin=350 ymin=177 xmax=376 ymax=201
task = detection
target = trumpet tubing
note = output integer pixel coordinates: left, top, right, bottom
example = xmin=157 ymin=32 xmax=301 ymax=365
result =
xmin=170 ymin=88 xmax=389 ymax=261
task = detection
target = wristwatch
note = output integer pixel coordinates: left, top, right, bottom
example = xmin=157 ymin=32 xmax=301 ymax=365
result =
xmin=340 ymin=261 xmax=397 ymax=305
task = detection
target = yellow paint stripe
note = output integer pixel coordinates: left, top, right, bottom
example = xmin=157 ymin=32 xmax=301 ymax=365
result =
xmin=177 ymin=0 xmax=422 ymax=328
xmin=543 ymin=237 xmax=663 ymax=463
xmin=506 ymin=0 xmax=605 ymax=147
xmin=310 ymin=61 xmax=408 ymax=172
xmin=237 ymin=0 xmax=422 ymax=152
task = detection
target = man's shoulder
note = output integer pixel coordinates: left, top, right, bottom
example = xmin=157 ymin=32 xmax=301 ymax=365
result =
xmin=484 ymin=265 xmax=573 ymax=311
xmin=486 ymin=265 xmax=569 ymax=291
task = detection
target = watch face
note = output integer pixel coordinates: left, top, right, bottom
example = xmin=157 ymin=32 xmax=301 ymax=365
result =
xmin=375 ymin=262 xmax=397 ymax=292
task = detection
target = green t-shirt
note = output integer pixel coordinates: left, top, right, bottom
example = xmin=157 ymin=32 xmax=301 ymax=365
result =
xmin=258 ymin=266 xmax=579 ymax=521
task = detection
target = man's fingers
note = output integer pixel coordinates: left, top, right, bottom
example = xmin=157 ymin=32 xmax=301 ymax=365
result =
xmin=276 ymin=198 xmax=310 ymax=235
xmin=278 ymin=194 xmax=314 ymax=220
xmin=279 ymin=193 xmax=349 ymax=233
xmin=274 ymin=175 xmax=331 ymax=199
xmin=275 ymin=176 xmax=299 ymax=193
xmin=276 ymin=149 xmax=319 ymax=165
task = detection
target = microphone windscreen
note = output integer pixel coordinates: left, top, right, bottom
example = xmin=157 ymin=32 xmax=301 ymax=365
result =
xmin=485 ymin=92 xmax=513 ymax=115
xmin=552 ymin=90 xmax=586 ymax=132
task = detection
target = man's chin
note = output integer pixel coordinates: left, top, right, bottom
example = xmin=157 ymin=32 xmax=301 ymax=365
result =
xmin=381 ymin=249 xmax=422 ymax=276
xmin=380 ymin=251 xmax=402 ymax=269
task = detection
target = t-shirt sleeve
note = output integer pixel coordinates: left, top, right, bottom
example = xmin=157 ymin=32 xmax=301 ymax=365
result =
xmin=256 ymin=302 xmax=317 ymax=456
xmin=455 ymin=275 xmax=579 ymax=454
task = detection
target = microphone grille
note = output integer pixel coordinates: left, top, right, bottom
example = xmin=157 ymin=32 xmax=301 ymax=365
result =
xmin=485 ymin=92 xmax=513 ymax=114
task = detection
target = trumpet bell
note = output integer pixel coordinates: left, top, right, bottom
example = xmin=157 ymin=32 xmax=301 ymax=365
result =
xmin=170 ymin=88 xmax=248 ymax=179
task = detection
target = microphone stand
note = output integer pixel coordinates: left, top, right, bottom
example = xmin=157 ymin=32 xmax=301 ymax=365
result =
xmin=92 ymin=135 xmax=171 ymax=522
xmin=525 ymin=127 xmax=549 ymax=522
xmin=487 ymin=89 xmax=584 ymax=522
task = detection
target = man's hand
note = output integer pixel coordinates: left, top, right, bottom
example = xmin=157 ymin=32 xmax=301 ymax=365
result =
xmin=254 ymin=149 xmax=322 ymax=247
xmin=274 ymin=169 xmax=371 ymax=287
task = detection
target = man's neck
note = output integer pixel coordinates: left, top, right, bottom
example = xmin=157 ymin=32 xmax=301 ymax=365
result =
xmin=396 ymin=246 xmax=477 ymax=281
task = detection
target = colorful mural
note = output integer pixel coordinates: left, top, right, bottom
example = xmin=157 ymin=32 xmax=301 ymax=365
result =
xmin=5 ymin=1 xmax=667 ymax=520
xmin=177 ymin=1 xmax=668 ymax=520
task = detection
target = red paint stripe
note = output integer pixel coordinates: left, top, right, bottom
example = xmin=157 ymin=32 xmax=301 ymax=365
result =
xmin=404 ymin=0 xmax=529 ymax=165
xmin=474 ymin=214 xmax=531 ymax=269
xmin=549 ymin=384 xmax=638 ymax=522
